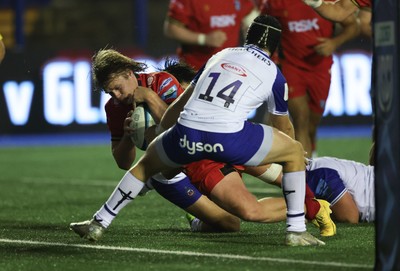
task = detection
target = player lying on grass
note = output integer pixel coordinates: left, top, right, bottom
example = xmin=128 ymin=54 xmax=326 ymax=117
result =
xmin=305 ymin=157 xmax=374 ymax=223
xmin=71 ymin=15 xmax=327 ymax=246
xmin=253 ymin=142 xmax=376 ymax=224
xmin=70 ymin=49 xmax=334 ymax=241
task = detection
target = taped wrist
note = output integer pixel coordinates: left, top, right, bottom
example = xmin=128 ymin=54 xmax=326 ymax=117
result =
xmin=257 ymin=163 xmax=283 ymax=184
xmin=303 ymin=0 xmax=323 ymax=8
xmin=197 ymin=33 xmax=206 ymax=45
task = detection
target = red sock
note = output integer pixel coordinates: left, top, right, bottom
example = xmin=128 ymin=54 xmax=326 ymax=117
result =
xmin=305 ymin=184 xmax=320 ymax=220
xmin=306 ymin=183 xmax=315 ymax=198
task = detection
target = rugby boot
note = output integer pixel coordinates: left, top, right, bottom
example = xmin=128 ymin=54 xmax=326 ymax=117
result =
xmin=69 ymin=219 xmax=105 ymax=242
xmin=285 ymin=231 xmax=326 ymax=246
xmin=312 ymin=199 xmax=337 ymax=237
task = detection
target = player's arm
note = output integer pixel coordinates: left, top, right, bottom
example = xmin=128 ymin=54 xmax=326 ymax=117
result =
xmin=303 ymin=0 xmax=359 ymax=22
xmin=112 ymin=133 xmax=136 ymax=170
xmin=314 ymin=13 xmax=360 ymax=56
xmin=164 ymin=18 xmax=201 ymax=45
xmin=358 ymin=9 xmax=372 ymax=37
xmin=331 ymin=13 xmax=360 ymax=48
xmin=110 ymin=109 xmax=137 ymax=170
xmin=111 ymin=95 xmax=167 ymax=170
xmin=113 ymin=86 xmax=171 ymax=169
xmin=133 ymin=86 xmax=168 ymax=123
xmin=158 ymin=83 xmax=195 ymax=131
xmin=330 ymin=192 xmax=360 ymax=223
xmin=144 ymin=83 xmax=194 ymax=147
xmin=241 ymin=8 xmax=260 ymax=37
xmin=164 ymin=18 xmax=227 ymax=48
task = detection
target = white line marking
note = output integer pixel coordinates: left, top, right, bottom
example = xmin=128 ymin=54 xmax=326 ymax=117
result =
xmin=0 ymin=238 xmax=372 ymax=269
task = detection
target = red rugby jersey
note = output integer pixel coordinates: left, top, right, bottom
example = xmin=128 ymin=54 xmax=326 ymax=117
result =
xmin=261 ymin=0 xmax=334 ymax=71
xmin=167 ymin=0 xmax=255 ymax=70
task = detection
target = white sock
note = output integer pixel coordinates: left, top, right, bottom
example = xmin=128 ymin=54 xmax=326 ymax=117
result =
xmin=94 ymin=171 xmax=144 ymax=228
xmin=282 ymin=171 xmax=306 ymax=232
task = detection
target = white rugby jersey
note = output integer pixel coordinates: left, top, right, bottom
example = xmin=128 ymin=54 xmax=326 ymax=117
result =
xmin=179 ymin=45 xmax=289 ymax=133
xmin=308 ymin=157 xmax=375 ymax=222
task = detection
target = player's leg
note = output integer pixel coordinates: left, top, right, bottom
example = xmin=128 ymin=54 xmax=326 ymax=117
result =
xmin=256 ymin=129 xmax=305 ymax=208
xmin=151 ymin=175 xmax=240 ymax=232
xmin=254 ymin=128 xmax=324 ymax=245
xmin=185 ymin=161 xmax=288 ymax=226
xmin=244 ymin=164 xmax=336 ymax=236
xmin=69 ymin=130 xmax=181 ymax=241
xmin=309 ymin=110 xmax=321 ymax=157
xmin=69 ymin=166 xmax=149 ymax=241
xmin=129 ymin=132 xmax=180 ymax=182
xmin=91 ymin=127 xmax=188 ymax=227
xmin=207 ymin=167 xmax=328 ymax=244
xmin=307 ymin=69 xmax=331 ymax=158
xmin=283 ymin=64 xmax=312 ymax=157
xmin=185 ymin=196 xmax=240 ymax=232
xmin=288 ymin=96 xmax=312 ymax=157
xmin=91 ymin=131 xmax=181 ymax=227
xmin=208 ymin=170 xmax=286 ymax=223
xmin=88 ymin=141 xmax=173 ymax=230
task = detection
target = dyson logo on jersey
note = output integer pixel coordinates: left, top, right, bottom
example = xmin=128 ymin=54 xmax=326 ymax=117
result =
xmin=179 ymin=135 xmax=224 ymax=155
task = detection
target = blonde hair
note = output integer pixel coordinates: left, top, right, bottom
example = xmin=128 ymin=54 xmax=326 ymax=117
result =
xmin=91 ymin=49 xmax=147 ymax=91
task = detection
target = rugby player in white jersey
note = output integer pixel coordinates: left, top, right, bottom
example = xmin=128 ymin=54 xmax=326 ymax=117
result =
xmin=71 ymin=15 xmax=325 ymax=246
xmin=306 ymin=157 xmax=375 ymax=223
xmin=69 ymin=55 xmax=334 ymax=240
xmin=246 ymin=155 xmax=375 ymax=223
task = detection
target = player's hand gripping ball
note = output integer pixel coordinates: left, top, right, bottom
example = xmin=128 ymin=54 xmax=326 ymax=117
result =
xmin=129 ymin=104 xmax=155 ymax=150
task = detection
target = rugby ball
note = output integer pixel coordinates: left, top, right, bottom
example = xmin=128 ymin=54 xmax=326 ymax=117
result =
xmin=129 ymin=104 xmax=155 ymax=150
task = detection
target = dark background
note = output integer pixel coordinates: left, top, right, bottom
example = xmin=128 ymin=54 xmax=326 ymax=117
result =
xmin=0 ymin=0 xmax=373 ymax=135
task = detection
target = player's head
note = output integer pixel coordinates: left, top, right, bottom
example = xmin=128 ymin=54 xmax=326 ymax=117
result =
xmin=92 ymin=48 xmax=148 ymax=92
xmin=245 ymin=15 xmax=282 ymax=56
xmin=161 ymin=58 xmax=196 ymax=89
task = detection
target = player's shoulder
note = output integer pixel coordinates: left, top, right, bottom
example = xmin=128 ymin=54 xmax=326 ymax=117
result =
xmin=144 ymin=70 xmax=177 ymax=81
xmin=142 ymin=71 xmax=183 ymax=103
xmin=139 ymin=71 xmax=178 ymax=87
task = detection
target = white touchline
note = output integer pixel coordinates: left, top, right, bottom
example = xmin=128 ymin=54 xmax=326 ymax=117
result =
xmin=0 ymin=238 xmax=372 ymax=269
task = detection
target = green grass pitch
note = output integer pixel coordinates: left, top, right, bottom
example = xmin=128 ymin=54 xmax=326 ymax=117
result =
xmin=0 ymin=137 xmax=374 ymax=271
